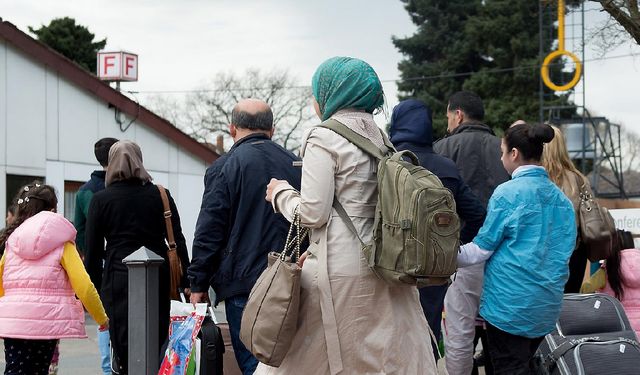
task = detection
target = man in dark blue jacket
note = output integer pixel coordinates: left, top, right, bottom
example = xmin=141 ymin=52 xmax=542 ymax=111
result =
xmin=188 ymin=99 xmax=301 ymax=374
xmin=390 ymin=99 xmax=486 ymax=359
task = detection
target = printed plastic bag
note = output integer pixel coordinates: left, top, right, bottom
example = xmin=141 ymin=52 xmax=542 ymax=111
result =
xmin=158 ymin=301 xmax=207 ymax=375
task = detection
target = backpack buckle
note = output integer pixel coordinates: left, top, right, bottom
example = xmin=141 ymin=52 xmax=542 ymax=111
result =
xmin=400 ymin=219 xmax=412 ymax=230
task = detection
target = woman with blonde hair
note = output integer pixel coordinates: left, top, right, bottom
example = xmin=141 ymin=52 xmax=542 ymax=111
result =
xmin=542 ymin=125 xmax=594 ymax=292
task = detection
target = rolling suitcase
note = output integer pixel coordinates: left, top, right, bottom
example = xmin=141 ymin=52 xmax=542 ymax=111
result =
xmin=556 ymin=294 xmax=635 ymax=336
xmin=536 ymin=331 xmax=640 ymax=374
xmin=535 ymin=294 xmax=640 ymax=374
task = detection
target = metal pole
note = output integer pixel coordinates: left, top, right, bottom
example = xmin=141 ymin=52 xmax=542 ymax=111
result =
xmin=538 ymin=0 xmax=544 ymax=123
xmin=123 ymin=247 xmax=165 ymax=375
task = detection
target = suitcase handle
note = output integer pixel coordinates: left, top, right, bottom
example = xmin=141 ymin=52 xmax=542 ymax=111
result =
xmin=549 ymin=336 xmax=640 ymax=364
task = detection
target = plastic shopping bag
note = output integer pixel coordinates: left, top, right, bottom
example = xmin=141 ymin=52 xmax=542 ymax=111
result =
xmin=158 ymin=301 xmax=207 ymax=375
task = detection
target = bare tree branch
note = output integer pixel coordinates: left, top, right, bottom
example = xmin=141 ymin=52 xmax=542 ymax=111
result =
xmin=597 ymin=0 xmax=640 ymax=44
xmin=145 ymin=69 xmax=315 ymax=152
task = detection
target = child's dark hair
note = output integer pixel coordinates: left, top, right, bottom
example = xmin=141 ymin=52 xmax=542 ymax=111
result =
xmin=607 ymin=229 xmax=635 ymax=300
xmin=0 ymin=182 xmax=58 ymax=249
xmin=504 ymin=122 xmax=555 ymax=161
xmin=95 ymin=137 xmax=119 ymax=167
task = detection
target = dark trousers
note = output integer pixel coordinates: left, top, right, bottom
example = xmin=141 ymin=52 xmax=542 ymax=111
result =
xmin=4 ymin=338 xmax=57 ymax=375
xmin=472 ymin=325 xmax=494 ymax=375
xmin=485 ymin=322 xmax=543 ymax=375
xmin=564 ymin=242 xmax=587 ymax=293
xmin=418 ymin=284 xmax=448 ymax=360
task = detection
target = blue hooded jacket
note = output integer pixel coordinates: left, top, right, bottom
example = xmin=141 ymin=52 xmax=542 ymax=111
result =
xmin=390 ymin=99 xmax=486 ymax=243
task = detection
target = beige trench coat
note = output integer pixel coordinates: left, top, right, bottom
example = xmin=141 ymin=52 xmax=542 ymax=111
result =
xmin=254 ymin=123 xmax=437 ymax=375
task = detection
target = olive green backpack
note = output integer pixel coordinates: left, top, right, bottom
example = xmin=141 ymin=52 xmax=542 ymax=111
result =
xmin=318 ymin=119 xmax=460 ymax=287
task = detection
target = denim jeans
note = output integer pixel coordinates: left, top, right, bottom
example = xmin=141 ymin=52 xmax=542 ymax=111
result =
xmin=98 ymin=327 xmax=112 ymax=375
xmin=225 ymin=295 xmax=258 ymax=375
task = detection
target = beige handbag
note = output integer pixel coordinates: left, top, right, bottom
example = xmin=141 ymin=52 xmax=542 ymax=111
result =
xmin=240 ymin=209 xmax=308 ymax=367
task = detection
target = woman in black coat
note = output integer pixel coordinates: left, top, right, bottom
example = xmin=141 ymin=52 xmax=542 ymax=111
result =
xmin=85 ymin=140 xmax=190 ymax=374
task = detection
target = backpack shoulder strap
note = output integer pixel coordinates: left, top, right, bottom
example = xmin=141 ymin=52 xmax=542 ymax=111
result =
xmin=379 ymin=127 xmax=395 ymax=151
xmin=317 ymin=119 xmax=389 ymax=160
xmin=332 ymin=197 xmax=365 ymax=247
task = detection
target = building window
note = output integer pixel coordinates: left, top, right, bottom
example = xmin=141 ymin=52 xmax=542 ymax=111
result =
xmin=6 ymin=174 xmax=44 ymax=215
xmin=64 ymin=181 xmax=84 ymax=224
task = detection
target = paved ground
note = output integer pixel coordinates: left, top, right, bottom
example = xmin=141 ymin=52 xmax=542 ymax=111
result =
xmin=0 ymin=307 xmax=484 ymax=374
xmin=0 ymin=305 xmax=232 ymax=374
xmin=0 ymin=314 xmax=104 ymax=374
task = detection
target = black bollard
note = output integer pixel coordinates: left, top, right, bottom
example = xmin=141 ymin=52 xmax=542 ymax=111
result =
xmin=123 ymin=247 xmax=164 ymax=375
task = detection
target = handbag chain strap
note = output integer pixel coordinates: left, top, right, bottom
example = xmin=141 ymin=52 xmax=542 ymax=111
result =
xmin=281 ymin=206 xmax=308 ymax=262
xmin=576 ymin=174 xmax=594 ymax=212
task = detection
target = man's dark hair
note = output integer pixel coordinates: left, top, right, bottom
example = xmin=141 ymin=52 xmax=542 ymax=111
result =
xmin=448 ymin=91 xmax=485 ymax=122
xmin=231 ymin=107 xmax=274 ymax=131
xmin=94 ymin=137 xmax=119 ymax=167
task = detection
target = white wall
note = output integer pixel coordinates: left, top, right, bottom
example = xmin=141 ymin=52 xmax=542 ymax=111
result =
xmin=5 ymin=41 xmax=47 ymax=171
xmin=0 ymin=38 xmax=210 ymax=252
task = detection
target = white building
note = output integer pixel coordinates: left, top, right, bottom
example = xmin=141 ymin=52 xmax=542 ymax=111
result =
xmin=0 ymin=19 xmax=219 ymax=251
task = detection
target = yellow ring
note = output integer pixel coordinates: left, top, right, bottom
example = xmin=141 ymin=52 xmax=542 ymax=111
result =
xmin=540 ymin=50 xmax=582 ymax=92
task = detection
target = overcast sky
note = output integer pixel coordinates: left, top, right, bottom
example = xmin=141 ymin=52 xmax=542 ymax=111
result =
xmin=3 ymin=0 xmax=640 ymax=135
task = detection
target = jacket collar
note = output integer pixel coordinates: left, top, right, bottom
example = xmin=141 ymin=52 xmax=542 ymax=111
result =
xmin=229 ymin=133 xmax=270 ymax=152
xmin=512 ymin=165 xmax=547 ymax=179
xmin=449 ymin=122 xmax=495 ymax=137
xmin=90 ymin=170 xmax=106 ymax=180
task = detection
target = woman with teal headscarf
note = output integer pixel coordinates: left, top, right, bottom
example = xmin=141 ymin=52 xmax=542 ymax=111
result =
xmin=260 ymin=57 xmax=438 ymax=374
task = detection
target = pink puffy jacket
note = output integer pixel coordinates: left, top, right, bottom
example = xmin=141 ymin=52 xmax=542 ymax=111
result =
xmin=0 ymin=211 xmax=86 ymax=339
xmin=602 ymin=248 xmax=640 ymax=338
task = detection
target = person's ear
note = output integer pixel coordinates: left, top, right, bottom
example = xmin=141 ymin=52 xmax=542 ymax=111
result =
xmin=511 ymin=147 xmax=520 ymax=161
xmin=269 ymin=127 xmax=275 ymax=139
xmin=229 ymin=124 xmax=237 ymax=138
xmin=456 ymin=110 xmax=464 ymax=125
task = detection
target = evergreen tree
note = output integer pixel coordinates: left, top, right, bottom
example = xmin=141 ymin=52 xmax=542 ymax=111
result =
xmin=29 ymin=17 xmax=106 ymax=73
xmin=393 ymin=0 xmax=572 ymax=137
xmin=393 ymin=0 xmax=484 ymax=135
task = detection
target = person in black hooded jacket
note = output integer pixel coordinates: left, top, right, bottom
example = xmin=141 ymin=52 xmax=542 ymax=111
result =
xmin=389 ymin=99 xmax=486 ymax=359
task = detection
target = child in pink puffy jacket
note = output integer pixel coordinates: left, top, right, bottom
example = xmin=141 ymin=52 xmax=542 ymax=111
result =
xmin=581 ymin=230 xmax=640 ymax=338
xmin=0 ymin=182 xmax=108 ymax=375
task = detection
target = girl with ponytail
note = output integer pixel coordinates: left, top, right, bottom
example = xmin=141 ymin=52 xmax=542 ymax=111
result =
xmin=0 ymin=181 xmax=107 ymax=375
xmin=455 ymin=122 xmax=577 ymax=372
xmin=581 ymin=230 xmax=640 ymax=338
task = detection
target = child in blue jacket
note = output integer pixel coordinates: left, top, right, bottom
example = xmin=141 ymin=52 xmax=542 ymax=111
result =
xmin=457 ymin=122 xmax=576 ymax=374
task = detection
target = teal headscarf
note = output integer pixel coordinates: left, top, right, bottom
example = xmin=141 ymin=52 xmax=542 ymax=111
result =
xmin=311 ymin=57 xmax=385 ymax=121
